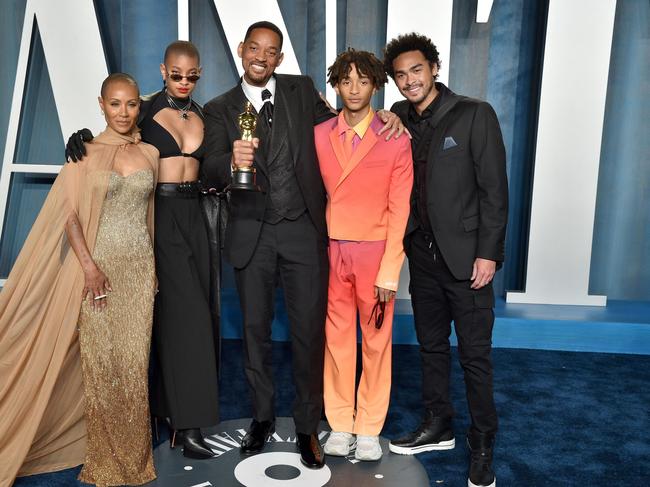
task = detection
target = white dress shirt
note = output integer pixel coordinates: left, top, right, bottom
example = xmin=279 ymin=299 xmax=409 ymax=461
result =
xmin=241 ymin=76 xmax=276 ymax=113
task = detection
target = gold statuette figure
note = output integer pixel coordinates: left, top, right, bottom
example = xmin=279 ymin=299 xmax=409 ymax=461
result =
xmin=231 ymin=101 xmax=260 ymax=191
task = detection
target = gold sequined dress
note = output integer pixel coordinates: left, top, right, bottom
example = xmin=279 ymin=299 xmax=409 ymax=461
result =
xmin=77 ymin=169 xmax=156 ymax=486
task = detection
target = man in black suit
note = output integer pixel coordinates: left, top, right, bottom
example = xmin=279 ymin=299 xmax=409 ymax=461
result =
xmin=383 ymin=34 xmax=508 ymax=487
xmin=202 ymin=21 xmax=403 ymax=469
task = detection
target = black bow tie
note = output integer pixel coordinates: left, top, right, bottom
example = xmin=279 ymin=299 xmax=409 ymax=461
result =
xmin=259 ymin=89 xmax=273 ymax=128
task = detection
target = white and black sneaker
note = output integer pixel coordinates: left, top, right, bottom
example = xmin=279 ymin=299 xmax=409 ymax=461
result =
xmin=467 ymin=430 xmax=496 ymax=487
xmin=389 ymin=413 xmax=455 ymax=455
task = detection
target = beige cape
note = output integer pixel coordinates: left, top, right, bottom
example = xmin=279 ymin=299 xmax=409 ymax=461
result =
xmin=0 ymin=127 xmax=158 ymax=486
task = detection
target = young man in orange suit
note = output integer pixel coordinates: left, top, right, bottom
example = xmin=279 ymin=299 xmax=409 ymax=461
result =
xmin=314 ymin=49 xmax=413 ymax=461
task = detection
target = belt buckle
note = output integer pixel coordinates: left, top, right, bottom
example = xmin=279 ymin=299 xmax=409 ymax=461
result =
xmin=177 ymin=181 xmax=194 ymax=193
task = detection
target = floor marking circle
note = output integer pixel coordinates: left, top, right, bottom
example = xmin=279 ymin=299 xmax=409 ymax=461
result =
xmin=152 ymin=418 xmax=429 ymax=486
xmin=234 ymin=452 xmax=332 ymax=486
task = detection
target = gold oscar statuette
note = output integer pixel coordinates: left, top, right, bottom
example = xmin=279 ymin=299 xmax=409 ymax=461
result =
xmin=230 ymin=101 xmax=260 ymax=191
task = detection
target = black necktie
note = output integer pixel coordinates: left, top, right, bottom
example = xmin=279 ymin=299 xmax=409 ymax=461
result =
xmin=259 ymin=89 xmax=273 ymax=131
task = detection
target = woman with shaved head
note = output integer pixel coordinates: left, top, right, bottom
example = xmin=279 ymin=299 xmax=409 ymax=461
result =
xmin=0 ymin=73 xmax=160 ymax=486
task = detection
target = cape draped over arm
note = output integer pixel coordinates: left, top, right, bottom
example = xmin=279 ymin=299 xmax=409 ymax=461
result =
xmin=0 ymin=127 xmax=158 ymax=485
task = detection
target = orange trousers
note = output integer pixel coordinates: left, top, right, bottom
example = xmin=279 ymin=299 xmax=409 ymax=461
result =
xmin=323 ymin=239 xmax=394 ymax=436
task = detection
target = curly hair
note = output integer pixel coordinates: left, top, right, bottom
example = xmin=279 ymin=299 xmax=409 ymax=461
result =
xmin=383 ymin=33 xmax=441 ymax=79
xmin=327 ymin=48 xmax=388 ymax=89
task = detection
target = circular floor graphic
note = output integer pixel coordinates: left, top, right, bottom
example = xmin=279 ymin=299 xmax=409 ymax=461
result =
xmin=152 ymin=417 xmax=429 ymax=486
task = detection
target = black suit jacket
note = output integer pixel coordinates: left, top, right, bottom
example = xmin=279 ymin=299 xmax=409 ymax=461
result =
xmin=202 ymin=74 xmax=334 ymax=268
xmin=393 ymin=85 xmax=508 ymax=281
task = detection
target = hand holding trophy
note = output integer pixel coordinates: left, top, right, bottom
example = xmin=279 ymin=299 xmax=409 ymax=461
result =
xmin=230 ymin=101 xmax=261 ymax=191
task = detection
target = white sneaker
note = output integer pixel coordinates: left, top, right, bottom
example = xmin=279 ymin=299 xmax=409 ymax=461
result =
xmin=355 ymin=435 xmax=382 ymax=461
xmin=324 ymin=431 xmax=355 ymax=456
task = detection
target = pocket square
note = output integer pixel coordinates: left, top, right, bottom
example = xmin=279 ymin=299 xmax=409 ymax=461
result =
xmin=443 ymin=136 xmax=457 ymax=150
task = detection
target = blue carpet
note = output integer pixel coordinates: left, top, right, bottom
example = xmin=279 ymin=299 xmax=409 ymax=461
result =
xmin=13 ymin=340 xmax=650 ymax=486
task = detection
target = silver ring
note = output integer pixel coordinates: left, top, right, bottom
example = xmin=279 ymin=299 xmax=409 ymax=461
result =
xmin=93 ymin=294 xmax=107 ymax=300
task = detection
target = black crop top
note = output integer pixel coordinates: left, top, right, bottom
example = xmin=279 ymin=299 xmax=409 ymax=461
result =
xmin=139 ymin=91 xmax=206 ymax=161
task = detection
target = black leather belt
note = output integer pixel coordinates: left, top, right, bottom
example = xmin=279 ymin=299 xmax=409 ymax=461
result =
xmin=156 ymin=181 xmax=200 ymax=198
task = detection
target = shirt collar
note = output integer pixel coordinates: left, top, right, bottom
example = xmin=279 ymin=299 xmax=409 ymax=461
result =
xmin=241 ymin=76 xmax=276 ymax=112
xmin=337 ymin=108 xmax=375 ymax=139
xmin=408 ymin=82 xmax=446 ymax=123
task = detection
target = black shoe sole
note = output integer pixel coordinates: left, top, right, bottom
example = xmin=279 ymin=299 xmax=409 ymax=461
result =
xmin=299 ymin=457 xmax=325 ymax=469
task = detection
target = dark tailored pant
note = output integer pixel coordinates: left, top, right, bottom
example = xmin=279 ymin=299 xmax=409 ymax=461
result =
xmin=407 ymin=228 xmax=498 ymax=435
xmin=234 ymin=212 xmax=328 ymax=434
xmin=151 ymin=187 xmax=220 ymax=429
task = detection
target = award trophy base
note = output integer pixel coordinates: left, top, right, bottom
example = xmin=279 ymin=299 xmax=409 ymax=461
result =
xmin=230 ymin=167 xmax=261 ymax=192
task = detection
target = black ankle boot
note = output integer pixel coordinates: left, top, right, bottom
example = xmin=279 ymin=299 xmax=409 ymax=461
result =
xmin=173 ymin=428 xmax=217 ymax=459
xmin=467 ymin=429 xmax=496 ymax=487
xmin=389 ymin=410 xmax=455 ymax=455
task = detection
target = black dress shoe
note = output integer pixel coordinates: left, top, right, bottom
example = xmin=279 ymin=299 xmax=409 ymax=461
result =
xmin=296 ymin=433 xmax=325 ymax=469
xmin=241 ymin=419 xmax=275 ymax=454
xmin=172 ymin=428 xmax=217 ymax=459
xmin=389 ymin=411 xmax=455 ymax=455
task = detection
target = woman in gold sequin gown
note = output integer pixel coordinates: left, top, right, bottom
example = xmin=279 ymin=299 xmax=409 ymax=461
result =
xmin=76 ymin=169 xmax=157 ymax=485
xmin=74 ymin=76 xmax=159 ymax=486
xmin=0 ymin=74 xmax=159 ymax=487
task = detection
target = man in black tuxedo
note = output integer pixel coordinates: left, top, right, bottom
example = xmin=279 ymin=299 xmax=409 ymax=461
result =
xmin=202 ymin=21 xmax=403 ymax=469
xmin=383 ymin=34 xmax=508 ymax=487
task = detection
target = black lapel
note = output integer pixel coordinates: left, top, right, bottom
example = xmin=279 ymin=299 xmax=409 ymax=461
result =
xmin=225 ymin=85 xmax=248 ymax=115
xmin=426 ymin=96 xmax=463 ymax=183
xmin=429 ymin=95 xmax=460 ymax=130
xmin=267 ymin=76 xmax=296 ymax=166
xmin=422 ymin=88 xmax=463 ymax=161
xmin=226 ymin=86 xmax=269 ymax=175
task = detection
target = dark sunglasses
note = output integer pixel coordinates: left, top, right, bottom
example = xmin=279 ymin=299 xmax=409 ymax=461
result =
xmin=368 ymin=299 xmax=386 ymax=329
xmin=168 ymin=73 xmax=201 ymax=83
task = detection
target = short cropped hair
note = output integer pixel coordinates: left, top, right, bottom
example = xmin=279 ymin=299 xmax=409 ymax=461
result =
xmin=164 ymin=40 xmax=201 ymax=64
xmin=327 ymin=48 xmax=388 ymax=89
xmin=244 ymin=21 xmax=284 ymax=50
xmin=383 ymin=33 xmax=441 ymax=79
xmin=100 ymin=73 xmax=139 ymax=99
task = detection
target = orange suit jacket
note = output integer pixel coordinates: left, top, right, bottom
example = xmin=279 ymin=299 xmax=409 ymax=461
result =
xmin=315 ymin=114 xmax=413 ymax=291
